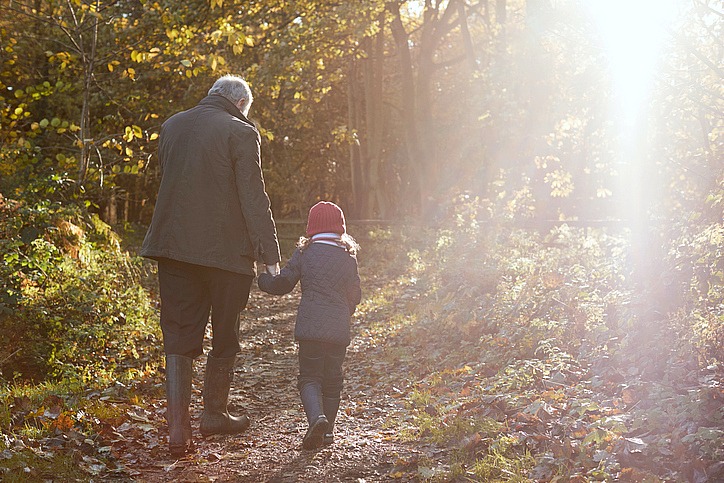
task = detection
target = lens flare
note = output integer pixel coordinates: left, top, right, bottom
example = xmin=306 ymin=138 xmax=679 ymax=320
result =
xmin=587 ymin=0 xmax=680 ymax=125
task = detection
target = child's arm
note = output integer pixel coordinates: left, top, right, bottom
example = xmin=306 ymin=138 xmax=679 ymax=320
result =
xmin=258 ymin=249 xmax=301 ymax=295
xmin=258 ymin=273 xmax=295 ymax=295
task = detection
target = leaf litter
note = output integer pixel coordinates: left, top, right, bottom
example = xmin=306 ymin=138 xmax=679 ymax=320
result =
xmin=3 ymin=251 xmax=722 ymax=482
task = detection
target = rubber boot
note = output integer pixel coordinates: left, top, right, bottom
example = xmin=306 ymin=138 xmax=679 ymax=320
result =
xmin=322 ymin=396 xmax=340 ymax=445
xmin=199 ymin=354 xmax=250 ymax=437
xmin=299 ymin=383 xmax=329 ymax=449
xmin=166 ymin=355 xmax=195 ymax=458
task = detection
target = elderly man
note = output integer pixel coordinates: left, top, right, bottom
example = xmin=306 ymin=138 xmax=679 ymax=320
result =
xmin=141 ymin=75 xmax=280 ymax=458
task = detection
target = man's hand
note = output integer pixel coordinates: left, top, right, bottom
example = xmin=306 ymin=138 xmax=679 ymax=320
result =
xmin=266 ymin=263 xmax=280 ymax=276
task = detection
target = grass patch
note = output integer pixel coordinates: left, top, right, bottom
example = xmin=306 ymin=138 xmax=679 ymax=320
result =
xmin=468 ymin=436 xmax=536 ymax=482
xmin=0 ymin=449 xmax=93 ymax=482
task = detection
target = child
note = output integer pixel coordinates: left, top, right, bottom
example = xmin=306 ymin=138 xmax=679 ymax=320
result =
xmin=258 ymin=201 xmax=361 ymax=449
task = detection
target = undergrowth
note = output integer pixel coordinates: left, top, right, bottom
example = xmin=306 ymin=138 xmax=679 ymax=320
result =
xmin=0 ymin=191 xmax=721 ymax=481
xmin=0 ymin=194 xmax=164 ymax=480
xmin=389 ymin=196 xmax=724 ymax=482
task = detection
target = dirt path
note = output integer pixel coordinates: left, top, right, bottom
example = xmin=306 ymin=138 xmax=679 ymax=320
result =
xmin=117 ymin=278 xmax=423 ymax=482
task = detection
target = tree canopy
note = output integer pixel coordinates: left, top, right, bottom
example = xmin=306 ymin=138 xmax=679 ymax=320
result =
xmin=1 ymin=1 xmax=720 ymax=223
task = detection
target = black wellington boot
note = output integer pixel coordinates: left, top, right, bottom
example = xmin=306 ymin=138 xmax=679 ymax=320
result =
xmin=166 ymin=354 xmax=195 ymax=458
xmin=199 ymin=354 xmax=250 ymax=437
xmin=322 ymin=396 xmax=340 ymax=445
xmin=299 ymin=383 xmax=329 ymax=450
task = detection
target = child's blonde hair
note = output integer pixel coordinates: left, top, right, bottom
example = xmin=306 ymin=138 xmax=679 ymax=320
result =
xmin=297 ymin=233 xmax=360 ymax=255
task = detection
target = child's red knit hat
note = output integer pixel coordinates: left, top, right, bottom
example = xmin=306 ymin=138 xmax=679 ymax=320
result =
xmin=306 ymin=201 xmax=346 ymax=237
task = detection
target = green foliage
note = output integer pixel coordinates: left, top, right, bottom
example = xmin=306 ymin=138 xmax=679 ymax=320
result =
xmin=0 ymin=194 xmax=161 ymax=383
xmin=0 ymin=193 xmax=162 ymax=479
xmin=469 ymin=436 xmax=536 ymax=482
xmin=1 ymin=0 xmax=720 ymax=224
xmin=0 ymin=0 xmax=391 ymax=221
xmin=667 ymin=185 xmax=724 ymax=363
xmin=412 ymin=196 xmax=626 ymax=366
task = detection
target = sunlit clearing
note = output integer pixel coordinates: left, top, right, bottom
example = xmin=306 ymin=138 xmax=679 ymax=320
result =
xmin=587 ymin=0 xmax=680 ymax=126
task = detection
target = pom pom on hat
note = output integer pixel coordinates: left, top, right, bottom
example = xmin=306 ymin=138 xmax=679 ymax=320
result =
xmin=306 ymin=201 xmax=346 ymax=237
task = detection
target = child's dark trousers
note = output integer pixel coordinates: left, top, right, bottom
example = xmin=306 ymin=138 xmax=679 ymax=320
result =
xmin=297 ymin=340 xmax=347 ymax=398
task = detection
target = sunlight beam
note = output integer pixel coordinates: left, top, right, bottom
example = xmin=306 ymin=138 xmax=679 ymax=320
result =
xmin=587 ymin=0 xmax=679 ymax=126
xmin=586 ymin=0 xmax=682 ymax=279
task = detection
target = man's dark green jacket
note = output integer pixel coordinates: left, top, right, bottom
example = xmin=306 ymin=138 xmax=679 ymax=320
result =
xmin=141 ymin=94 xmax=280 ymax=275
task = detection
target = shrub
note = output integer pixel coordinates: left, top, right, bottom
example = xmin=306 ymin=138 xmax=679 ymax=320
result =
xmin=0 ymin=193 xmax=161 ymax=383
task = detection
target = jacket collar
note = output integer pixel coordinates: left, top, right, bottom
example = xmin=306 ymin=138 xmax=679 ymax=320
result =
xmin=199 ymin=94 xmax=252 ymax=124
xmin=311 ymin=233 xmax=344 ymax=248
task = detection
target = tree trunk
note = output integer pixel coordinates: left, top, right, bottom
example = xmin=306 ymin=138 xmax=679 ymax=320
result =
xmin=389 ymin=2 xmax=424 ymax=214
xmin=363 ymin=9 xmax=389 ymax=218
xmin=347 ymin=59 xmax=366 ymax=218
xmin=496 ymin=0 xmax=507 ymax=24
xmin=458 ymin=2 xmax=478 ymax=72
xmin=107 ymin=190 xmax=118 ymax=225
xmin=410 ymin=0 xmax=464 ymax=215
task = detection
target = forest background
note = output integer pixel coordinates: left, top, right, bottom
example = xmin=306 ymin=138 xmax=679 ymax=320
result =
xmin=0 ymin=0 xmax=722 ymax=481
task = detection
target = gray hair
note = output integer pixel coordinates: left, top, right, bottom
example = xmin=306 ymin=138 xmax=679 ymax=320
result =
xmin=208 ymin=75 xmax=253 ymax=114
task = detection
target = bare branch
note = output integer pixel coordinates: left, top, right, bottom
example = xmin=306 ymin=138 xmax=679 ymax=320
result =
xmin=671 ymin=28 xmax=724 ymax=79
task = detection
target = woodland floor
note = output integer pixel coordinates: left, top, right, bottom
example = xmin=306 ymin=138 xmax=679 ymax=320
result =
xmin=6 ymin=245 xmax=719 ymax=481
xmin=111 ymin=272 xmax=430 ymax=482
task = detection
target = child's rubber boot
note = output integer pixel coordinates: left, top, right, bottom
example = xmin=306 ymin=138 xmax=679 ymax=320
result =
xmin=300 ymin=383 xmax=329 ymax=449
xmin=322 ymin=396 xmax=340 ymax=445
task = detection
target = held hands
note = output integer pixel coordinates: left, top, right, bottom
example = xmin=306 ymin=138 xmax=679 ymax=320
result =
xmin=256 ymin=261 xmax=280 ymax=276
